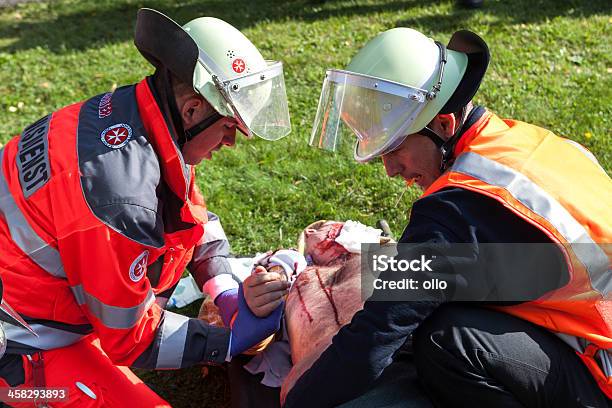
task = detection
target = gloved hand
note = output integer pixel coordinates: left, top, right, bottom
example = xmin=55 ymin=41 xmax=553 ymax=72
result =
xmin=230 ymin=283 xmax=283 ymax=357
xmin=214 ymin=288 xmax=238 ymax=327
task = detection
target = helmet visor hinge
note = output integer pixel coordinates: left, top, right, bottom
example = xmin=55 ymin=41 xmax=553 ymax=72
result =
xmin=426 ymin=41 xmax=448 ymax=101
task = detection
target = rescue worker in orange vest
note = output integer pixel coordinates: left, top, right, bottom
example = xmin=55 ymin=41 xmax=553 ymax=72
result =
xmin=283 ymin=28 xmax=611 ymax=407
xmin=0 ymin=9 xmax=293 ymax=406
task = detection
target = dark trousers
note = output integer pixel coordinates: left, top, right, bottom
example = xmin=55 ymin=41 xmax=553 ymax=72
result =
xmin=229 ymin=304 xmax=609 ymax=408
xmin=413 ymin=303 xmax=610 ymax=408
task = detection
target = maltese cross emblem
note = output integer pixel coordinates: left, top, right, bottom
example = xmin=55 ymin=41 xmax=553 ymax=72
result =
xmin=232 ymin=58 xmax=246 ymax=74
xmin=101 ymin=123 xmax=132 ymax=149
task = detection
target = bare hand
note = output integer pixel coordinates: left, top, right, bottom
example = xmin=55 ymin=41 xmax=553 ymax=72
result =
xmin=243 ymin=266 xmax=290 ymax=317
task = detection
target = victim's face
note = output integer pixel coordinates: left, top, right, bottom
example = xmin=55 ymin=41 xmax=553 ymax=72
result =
xmin=304 ymin=221 xmax=348 ymax=265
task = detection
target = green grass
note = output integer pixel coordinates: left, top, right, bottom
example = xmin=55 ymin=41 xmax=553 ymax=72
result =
xmin=1 ymin=0 xmax=610 ymax=406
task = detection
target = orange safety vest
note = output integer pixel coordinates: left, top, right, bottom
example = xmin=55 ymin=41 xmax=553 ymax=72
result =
xmin=423 ymin=110 xmax=612 ymax=398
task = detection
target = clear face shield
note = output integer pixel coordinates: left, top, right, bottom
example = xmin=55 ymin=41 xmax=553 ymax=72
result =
xmin=310 ymin=42 xmax=448 ymax=162
xmin=310 ymin=70 xmax=430 ymax=162
xmin=198 ymin=51 xmax=291 ymax=141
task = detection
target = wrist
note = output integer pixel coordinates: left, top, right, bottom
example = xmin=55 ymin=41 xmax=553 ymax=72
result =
xmin=215 ymin=288 xmax=239 ymax=326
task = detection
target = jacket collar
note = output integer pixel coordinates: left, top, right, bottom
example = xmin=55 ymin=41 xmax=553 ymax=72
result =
xmin=451 ymin=106 xmax=492 ymax=158
xmin=135 ymin=78 xmax=204 ymax=225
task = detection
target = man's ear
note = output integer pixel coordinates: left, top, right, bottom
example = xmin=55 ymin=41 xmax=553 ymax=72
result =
xmin=180 ymin=95 xmax=208 ymax=128
xmin=435 ymin=113 xmax=457 ymax=139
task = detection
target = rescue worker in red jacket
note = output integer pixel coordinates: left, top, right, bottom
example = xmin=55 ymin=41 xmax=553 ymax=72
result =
xmin=0 ymin=9 xmax=292 ymax=406
xmin=284 ymin=28 xmax=611 ymax=407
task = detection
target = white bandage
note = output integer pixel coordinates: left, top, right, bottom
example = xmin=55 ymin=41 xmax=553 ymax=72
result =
xmin=335 ymin=220 xmax=382 ymax=254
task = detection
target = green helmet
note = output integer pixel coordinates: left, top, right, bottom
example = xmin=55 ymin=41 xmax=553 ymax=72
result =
xmin=310 ymin=28 xmax=489 ymax=162
xmin=135 ymin=9 xmax=291 ymax=141
xmin=183 ymin=17 xmax=268 ymax=119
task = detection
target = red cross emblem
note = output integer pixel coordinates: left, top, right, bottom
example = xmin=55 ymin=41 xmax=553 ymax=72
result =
xmin=101 ymin=123 xmax=132 ymax=149
xmin=129 ymin=251 xmax=149 ymax=282
xmin=232 ymin=58 xmax=246 ymax=74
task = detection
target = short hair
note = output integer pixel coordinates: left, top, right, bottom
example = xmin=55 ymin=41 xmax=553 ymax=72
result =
xmin=170 ymin=72 xmax=196 ymax=97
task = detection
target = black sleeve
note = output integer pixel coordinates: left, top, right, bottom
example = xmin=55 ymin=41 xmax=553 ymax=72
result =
xmin=285 ymin=188 xmax=568 ymax=407
xmin=285 ymin=193 xmax=471 ymax=408
xmin=131 ymin=310 xmax=230 ymax=369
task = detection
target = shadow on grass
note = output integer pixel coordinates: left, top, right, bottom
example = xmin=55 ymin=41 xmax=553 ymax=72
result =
xmin=0 ymin=0 xmax=610 ymax=53
xmin=396 ymin=0 xmax=611 ymax=32
xmin=0 ymin=0 xmax=433 ymax=53
xmin=3 ymin=0 xmax=608 ymax=55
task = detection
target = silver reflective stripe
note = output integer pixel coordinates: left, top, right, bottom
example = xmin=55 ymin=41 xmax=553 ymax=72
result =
xmin=0 ymin=149 xmax=66 ymax=278
xmin=71 ymin=285 xmax=155 ymax=330
xmin=556 ymin=333 xmax=588 ymax=352
xmin=203 ymin=219 xmax=227 ymax=244
xmin=3 ymin=322 xmax=84 ymax=349
xmin=597 ymin=349 xmax=612 ymax=377
xmin=156 ymin=310 xmax=189 ymax=368
xmin=556 ymin=334 xmax=612 ymax=377
xmin=452 ymin=152 xmax=611 ymax=295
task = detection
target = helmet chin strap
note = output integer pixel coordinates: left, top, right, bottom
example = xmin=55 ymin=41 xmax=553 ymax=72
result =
xmin=162 ymin=70 xmax=225 ymax=149
xmin=183 ymin=111 xmax=224 ymax=144
xmin=419 ymin=105 xmax=469 ymax=172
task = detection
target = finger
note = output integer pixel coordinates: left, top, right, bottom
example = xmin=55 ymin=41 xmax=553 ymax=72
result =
xmin=252 ymin=289 xmax=288 ymax=307
xmin=253 ymin=265 xmax=267 ymax=274
xmin=256 ymin=298 xmax=284 ymax=317
xmin=251 ymin=280 xmax=290 ymax=297
xmin=252 ymin=290 xmax=287 ymax=307
xmin=245 ymin=271 xmax=283 ymax=287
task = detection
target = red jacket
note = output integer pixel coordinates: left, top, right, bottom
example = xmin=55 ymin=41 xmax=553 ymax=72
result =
xmin=0 ymin=78 xmax=230 ymax=368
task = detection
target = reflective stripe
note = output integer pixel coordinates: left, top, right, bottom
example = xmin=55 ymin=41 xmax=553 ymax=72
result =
xmin=203 ymin=215 xmax=227 ymax=244
xmin=452 ymin=152 xmax=611 ymax=295
xmin=0 ymin=149 xmax=66 ymax=278
xmin=156 ymin=310 xmax=189 ymax=368
xmin=3 ymin=322 xmax=84 ymax=350
xmin=202 ymin=273 xmax=239 ymax=300
xmin=71 ymin=285 xmax=155 ymax=330
xmin=598 ymin=349 xmax=612 ymax=377
xmin=557 ymin=333 xmax=612 ymax=377
xmin=556 ymin=333 xmax=588 ymax=352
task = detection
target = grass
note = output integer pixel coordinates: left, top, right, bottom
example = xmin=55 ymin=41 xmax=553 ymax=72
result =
xmin=0 ymin=0 xmax=610 ymax=406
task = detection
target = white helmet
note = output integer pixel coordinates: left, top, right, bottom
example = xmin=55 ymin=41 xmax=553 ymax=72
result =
xmin=135 ymin=8 xmax=291 ymax=142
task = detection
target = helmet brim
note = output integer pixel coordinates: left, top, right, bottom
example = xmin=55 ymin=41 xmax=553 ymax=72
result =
xmin=134 ymin=8 xmax=199 ymax=89
xmin=440 ymin=30 xmax=490 ymax=114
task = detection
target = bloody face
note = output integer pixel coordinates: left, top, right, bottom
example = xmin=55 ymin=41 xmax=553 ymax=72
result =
xmin=304 ymin=221 xmax=349 ymax=265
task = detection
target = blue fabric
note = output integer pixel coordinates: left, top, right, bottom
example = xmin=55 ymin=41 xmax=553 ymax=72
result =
xmin=215 ymin=288 xmax=239 ymax=326
xmin=230 ymin=284 xmax=283 ymax=357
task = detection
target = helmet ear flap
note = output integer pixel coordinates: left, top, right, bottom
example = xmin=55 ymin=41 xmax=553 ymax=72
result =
xmin=440 ymin=30 xmax=490 ymax=114
xmin=134 ymin=8 xmax=198 ymax=88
